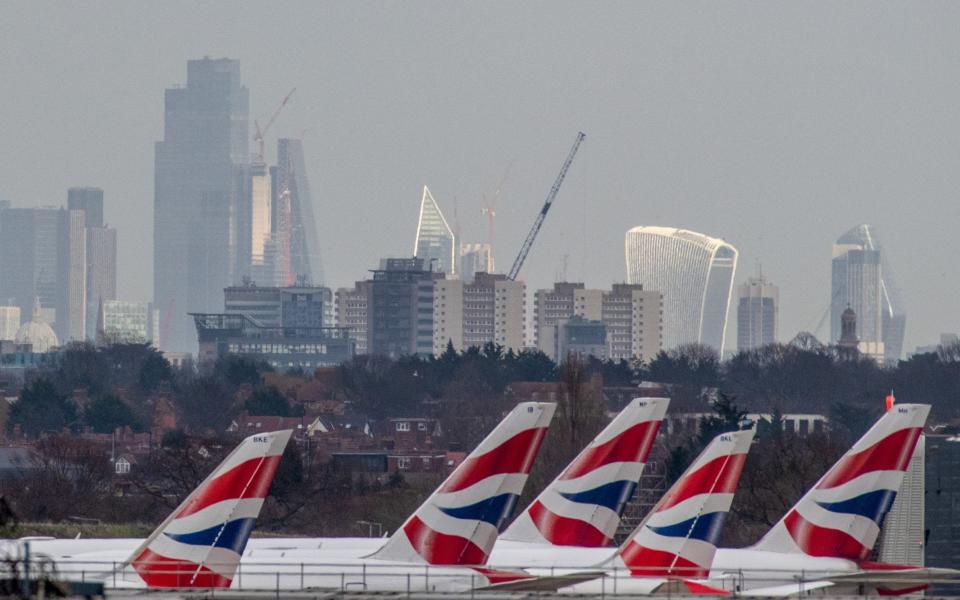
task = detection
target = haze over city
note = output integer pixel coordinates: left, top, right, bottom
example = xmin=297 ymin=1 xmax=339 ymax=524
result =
xmin=2 ymin=1 xmax=960 ymax=351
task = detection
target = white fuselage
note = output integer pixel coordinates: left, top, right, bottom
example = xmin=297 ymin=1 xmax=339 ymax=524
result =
xmin=0 ymin=538 xmax=866 ymax=594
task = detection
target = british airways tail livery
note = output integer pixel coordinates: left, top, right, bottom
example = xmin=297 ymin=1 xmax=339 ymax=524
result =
xmin=501 ymin=396 xmax=669 ymax=547
xmin=619 ymin=428 xmax=755 ymax=579
xmin=752 ymin=403 xmax=929 ymax=561
xmin=127 ymin=429 xmax=292 ymax=588
xmin=371 ymin=401 xmax=556 ymax=566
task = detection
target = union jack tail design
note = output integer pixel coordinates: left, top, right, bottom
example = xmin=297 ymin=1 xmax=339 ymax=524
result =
xmin=127 ymin=430 xmax=293 ymax=588
xmin=618 ymin=428 xmax=755 ymax=578
xmin=501 ymin=396 xmax=669 ymax=547
xmin=371 ymin=401 xmax=556 ymax=566
xmin=753 ymin=403 xmax=929 ymax=561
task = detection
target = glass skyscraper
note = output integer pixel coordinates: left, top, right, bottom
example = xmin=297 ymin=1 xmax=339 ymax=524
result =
xmin=830 ymin=224 xmax=906 ymax=362
xmin=154 ymin=58 xmax=249 ymax=352
xmin=625 ymin=226 xmax=738 ymax=355
xmin=737 ymin=275 xmax=779 ymax=351
xmin=276 ymin=138 xmax=323 ymax=285
xmin=413 ymin=186 xmax=455 ymax=275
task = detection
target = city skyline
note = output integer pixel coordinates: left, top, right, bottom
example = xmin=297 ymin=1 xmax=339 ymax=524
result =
xmin=3 ymin=3 xmax=960 ymax=352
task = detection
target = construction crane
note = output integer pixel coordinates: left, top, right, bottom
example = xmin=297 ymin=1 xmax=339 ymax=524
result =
xmin=507 ymin=131 xmax=585 ymax=281
xmin=481 ymin=160 xmax=513 ymax=273
xmin=253 ymin=87 xmax=296 ymax=163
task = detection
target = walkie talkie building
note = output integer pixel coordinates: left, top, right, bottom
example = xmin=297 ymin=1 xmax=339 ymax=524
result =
xmin=625 ymin=226 xmax=738 ymax=355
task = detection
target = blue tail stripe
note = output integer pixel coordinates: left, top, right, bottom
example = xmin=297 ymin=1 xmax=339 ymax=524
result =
xmin=164 ymin=517 xmax=257 ymax=555
xmin=816 ymin=489 xmax=897 ymax=524
xmin=438 ymin=493 xmax=519 ymax=530
xmin=558 ymin=480 xmax=638 ymax=515
xmin=647 ymin=511 xmax=727 ymax=545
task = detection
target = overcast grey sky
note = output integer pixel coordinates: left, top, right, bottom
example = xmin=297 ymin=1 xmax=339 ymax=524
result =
xmin=2 ymin=1 xmax=959 ymax=353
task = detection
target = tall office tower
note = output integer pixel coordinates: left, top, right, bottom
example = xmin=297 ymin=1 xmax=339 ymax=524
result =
xmin=0 ymin=207 xmax=61 ymax=326
xmin=533 ymin=281 xmax=662 ymax=363
xmin=367 ymin=257 xmax=441 ymax=357
xmin=335 ymin=282 xmax=371 ymax=355
xmin=249 ymin=162 xmax=272 ymax=271
xmin=69 ymin=188 xmax=118 ymax=339
xmin=459 ymin=243 xmax=493 ymax=281
xmin=736 ymin=275 xmax=779 ymax=351
xmin=67 ymin=187 xmax=104 ymax=228
xmin=154 ymin=57 xmax=249 ymax=352
xmin=85 ymin=226 xmax=118 ymax=337
xmin=413 ymin=186 xmax=455 ymax=276
xmin=625 ymin=226 xmax=738 ymax=355
xmin=0 ymin=307 xmax=20 ymax=341
xmin=276 ymin=138 xmax=323 ymax=285
xmin=432 ymin=272 xmax=525 ymax=355
xmin=58 ymin=208 xmax=87 ymax=342
xmin=831 ymin=224 xmax=906 ymax=363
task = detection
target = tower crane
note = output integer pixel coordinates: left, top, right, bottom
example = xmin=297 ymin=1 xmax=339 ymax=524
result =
xmin=253 ymin=87 xmax=296 ymax=163
xmin=507 ymin=131 xmax=585 ymax=281
xmin=481 ymin=160 xmax=513 ymax=273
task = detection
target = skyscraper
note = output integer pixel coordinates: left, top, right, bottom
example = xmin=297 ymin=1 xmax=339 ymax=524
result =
xmin=69 ymin=188 xmax=118 ymax=340
xmin=0 ymin=207 xmax=62 ymax=328
xmin=831 ymin=224 xmax=906 ymax=363
xmin=154 ymin=57 xmax=249 ymax=352
xmin=625 ymin=226 xmax=738 ymax=354
xmin=736 ymin=274 xmax=779 ymax=351
xmin=67 ymin=187 xmax=104 ymax=228
xmin=459 ymin=243 xmax=493 ymax=281
xmin=276 ymin=138 xmax=323 ymax=285
xmin=85 ymin=226 xmax=117 ymax=339
xmin=413 ymin=186 xmax=455 ymax=276
xmin=59 ymin=208 xmax=87 ymax=342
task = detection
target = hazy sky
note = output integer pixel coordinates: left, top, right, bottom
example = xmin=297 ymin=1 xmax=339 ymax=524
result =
xmin=2 ymin=2 xmax=959 ymax=353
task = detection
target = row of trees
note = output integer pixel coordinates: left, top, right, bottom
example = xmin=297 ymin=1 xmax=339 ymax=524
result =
xmin=7 ymin=337 xmax=959 ymax=439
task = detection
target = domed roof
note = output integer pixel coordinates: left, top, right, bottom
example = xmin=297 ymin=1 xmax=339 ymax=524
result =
xmin=15 ymin=298 xmax=59 ymax=352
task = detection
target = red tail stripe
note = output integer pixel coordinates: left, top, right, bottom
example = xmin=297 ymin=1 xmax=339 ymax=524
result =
xmin=659 ymin=452 xmax=747 ymax=511
xmin=527 ymin=499 xmax=611 ymax=547
xmin=561 ymin=421 xmax=661 ymax=480
xmin=783 ymin=509 xmax=870 ymax=560
xmin=403 ymin=515 xmax=488 ymax=565
xmin=818 ymin=428 xmax=921 ymax=490
xmin=176 ymin=455 xmax=282 ymax=518
xmin=132 ymin=549 xmax=232 ymax=588
xmin=620 ymin=541 xmax=708 ymax=577
xmin=439 ymin=427 xmax=547 ymax=493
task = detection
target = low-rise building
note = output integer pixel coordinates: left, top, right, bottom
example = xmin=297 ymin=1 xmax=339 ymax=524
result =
xmin=433 ymin=273 xmax=525 ymax=355
xmin=534 ymin=282 xmax=662 ymax=362
xmin=192 ymin=313 xmax=354 ymax=371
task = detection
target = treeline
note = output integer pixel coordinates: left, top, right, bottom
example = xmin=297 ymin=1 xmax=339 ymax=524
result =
xmin=6 ymin=337 xmax=960 ymax=440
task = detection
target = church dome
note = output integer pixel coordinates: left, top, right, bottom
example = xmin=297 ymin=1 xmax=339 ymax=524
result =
xmin=15 ymin=298 xmax=59 ymax=352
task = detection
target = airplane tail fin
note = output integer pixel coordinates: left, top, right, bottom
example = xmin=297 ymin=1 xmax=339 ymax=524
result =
xmin=371 ymin=401 xmax=556 ymax=565
xmin=127 ymin=430 xmax=292 ymax=588
xmin=753 ymin=403 xmax=929 ymax=561
xmin=619 ymin=428 xmax=755 ymax=578
xmin=501 ymin=396 xmax=669 ymax=547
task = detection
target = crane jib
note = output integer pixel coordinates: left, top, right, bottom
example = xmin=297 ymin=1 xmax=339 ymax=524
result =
xmin=507 ymin=131 xmax=586 ymax=281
